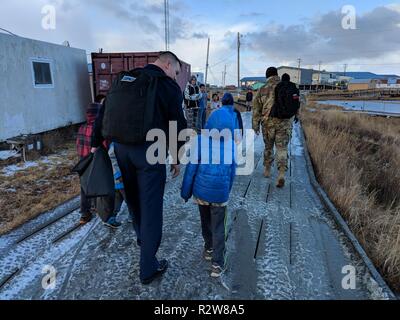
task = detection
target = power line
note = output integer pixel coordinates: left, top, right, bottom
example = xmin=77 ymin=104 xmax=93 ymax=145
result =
xmin=210 ymin=53 xmax=236 ymax=68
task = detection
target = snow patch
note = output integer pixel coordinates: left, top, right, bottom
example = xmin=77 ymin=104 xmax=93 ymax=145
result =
xmin=1 ymin=161 xmax=39 ymax=176
xmin=0 ymin=150 xmax=19 ymax=160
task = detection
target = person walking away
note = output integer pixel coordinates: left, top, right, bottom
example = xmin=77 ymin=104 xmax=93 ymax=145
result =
xmin=76 ymin=95 xmax=105 ymax=224
xmin=181 ymin=93 xmax=240 ymax=278
xmin=92 ymin=51 xmax=187 ymax=285
xmin=268 ymin=73 xmax=300 ymax=187
xmin=253 ymin=68 xmax=297 ymax=187
xmin=184 ymin=76 xmax=202 ymax=132
xmin=246 ymin=88 xmax=253 ymax=112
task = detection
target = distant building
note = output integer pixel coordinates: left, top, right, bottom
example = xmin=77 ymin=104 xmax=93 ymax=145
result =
xmin=0 ymin=33 xmax=91 ymax=141
xmin=312 ymin=71 xmax=338 ymax=85
xmin=225 ymin=85 xmax=237 ymax=90
xmin=376 ymin=78 xmax=400 ymax=89
xmin=348 ymin=79 xmax=379 ymax=91
xmin=278 ymin=66 xmax=315 ymax=85
xmin=192 ymin=72 xmax=205 ymax=85
xmin=240 ymin=77 xmax=266 ymax=89
xmin=348 ymin=77 xmax=400 ymax=91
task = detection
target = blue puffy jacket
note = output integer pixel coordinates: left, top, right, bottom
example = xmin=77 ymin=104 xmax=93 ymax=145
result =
xmin=181 ymin=105 xmax=240 ymax=204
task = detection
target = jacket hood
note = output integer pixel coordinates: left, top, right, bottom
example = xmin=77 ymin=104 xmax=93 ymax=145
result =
xmin=205 ymin=105 xmax=235 ymax=133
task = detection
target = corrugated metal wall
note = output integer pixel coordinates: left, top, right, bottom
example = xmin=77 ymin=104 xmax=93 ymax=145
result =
xmin=91 ymin=52 xmax=191 ymax=97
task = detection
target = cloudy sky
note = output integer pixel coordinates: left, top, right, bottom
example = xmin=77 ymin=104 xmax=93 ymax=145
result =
xmin=1 ymin=0 xmax=400 ymax=85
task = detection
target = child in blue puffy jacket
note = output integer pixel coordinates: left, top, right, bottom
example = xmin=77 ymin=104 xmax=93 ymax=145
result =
xmin=181 ymin=93 xmax=240 ymax=278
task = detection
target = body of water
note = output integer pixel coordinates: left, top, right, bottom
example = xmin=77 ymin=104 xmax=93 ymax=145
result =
xmin=319 ymin=100 xmax=400 ymax=115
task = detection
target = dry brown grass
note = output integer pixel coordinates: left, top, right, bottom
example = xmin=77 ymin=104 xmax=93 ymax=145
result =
xmin=0 ymin=142 xmax=80 ymax=235
xmin=301 ymin=105 xmax=400 ymax=292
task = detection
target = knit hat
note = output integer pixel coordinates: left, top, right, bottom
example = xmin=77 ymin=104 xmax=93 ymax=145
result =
xmin=282 ymin=73 xmax=290 ymax=82
xmin=266 ymin=67 xmax=278 ymax=79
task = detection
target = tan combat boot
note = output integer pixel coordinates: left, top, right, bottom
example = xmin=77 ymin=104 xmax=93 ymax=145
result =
xmin=276 ymin=169 xmax=286 ymax=188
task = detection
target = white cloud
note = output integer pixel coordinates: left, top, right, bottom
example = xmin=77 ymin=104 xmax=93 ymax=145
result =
xmin=1 ymin=1 xmax=399 ymax=85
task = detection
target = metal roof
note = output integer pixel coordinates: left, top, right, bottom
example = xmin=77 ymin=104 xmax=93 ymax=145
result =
xmin=240 ymin=77 xmax=266 ymax=82
xmin=278 ymin=66 xmax=316 ymax=72
xmin=349 ymin=79 xmax=374 ymax=84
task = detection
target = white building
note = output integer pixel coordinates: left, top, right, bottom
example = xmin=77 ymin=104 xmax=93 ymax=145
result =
xmin=0 ymin=33 xmax=91 ymax=141
xmin=312 ymin=71 xmax=339 ymax=85
xmin=278 ymin=66 xmax=315 ymax=85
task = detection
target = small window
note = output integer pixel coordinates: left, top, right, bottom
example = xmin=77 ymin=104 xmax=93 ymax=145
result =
xmin=31 ymin=59 xmax=53 ymax=88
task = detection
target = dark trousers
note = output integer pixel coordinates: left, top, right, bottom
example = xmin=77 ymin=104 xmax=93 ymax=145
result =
xmin=80 ymin=187 xmax=92 ymax=217
xmin=199 ymin=205 xmax=227 ymax=268
xmin=96 ymin=190 xmax=134 ymax=222
xmin=114 ymin=143 xmax=166 ymax=281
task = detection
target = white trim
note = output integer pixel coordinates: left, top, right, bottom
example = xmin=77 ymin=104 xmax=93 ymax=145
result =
xmin=30 ymin=58 xmax=55 ymax=89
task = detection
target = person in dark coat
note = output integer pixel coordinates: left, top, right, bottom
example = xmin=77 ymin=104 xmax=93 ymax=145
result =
xmin=246 ymin=89 xmax=254 ymax=112
xmin=76 ymin=95 xmax=105 ymax=224
xmin=91 ymin=51 xmax=187 ymax=285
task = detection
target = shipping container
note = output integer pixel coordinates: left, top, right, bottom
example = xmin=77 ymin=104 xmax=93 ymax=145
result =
xmin=91 ymin=52 xmax=191 ymax=97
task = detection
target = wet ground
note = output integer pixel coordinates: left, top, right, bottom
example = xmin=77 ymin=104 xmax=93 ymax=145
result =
xmin=0 ymin=113 xmax=393 ymax=300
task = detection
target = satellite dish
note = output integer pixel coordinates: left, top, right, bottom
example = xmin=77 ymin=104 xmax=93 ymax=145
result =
xmin=62 ymin=41 xmax=70 ymax=47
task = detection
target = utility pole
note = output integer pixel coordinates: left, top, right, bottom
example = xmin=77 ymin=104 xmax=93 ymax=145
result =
xmin=237 ymin=32 xmax=241 ymax=91
xmin=318 ymin=61 xmax=322 ymax=86
xmin=205 ymin=37 xmax=210 ymax=88
xmin=297 ymin=58 xmax=302 ymax=86
xmin=223 ymin=64 xmax=227 ymax=88
xmin=164 ymin=0 xmax=170 ymax=51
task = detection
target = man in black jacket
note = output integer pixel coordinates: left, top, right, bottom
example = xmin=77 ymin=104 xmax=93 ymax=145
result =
xmin=245 ymin=89 xmax=253 ymax=112
xmin=92 ymin=51 xmax=187 ymax=285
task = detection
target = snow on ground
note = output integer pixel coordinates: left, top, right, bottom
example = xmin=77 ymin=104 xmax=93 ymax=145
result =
xmin=0 ymin=153 xmax=68 ymax=177
xmin=0 ymin=150 xmax=19 ymax=161
xmin=1 ymin=161 xmax=39 ymax=176
xmin=0 ymin=113 xmax=394 ymax=300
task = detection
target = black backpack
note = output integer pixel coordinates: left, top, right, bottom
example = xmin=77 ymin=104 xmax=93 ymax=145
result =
xmin=102 ymin=68 xmax=163 ymax=144
xmin=271 ymin=81 xmax=300 ymax=119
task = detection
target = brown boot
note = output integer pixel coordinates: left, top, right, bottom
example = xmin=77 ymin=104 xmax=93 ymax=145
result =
xmin=264 ymin=166 xmax=271 ymax=178
xmin=276 ymin=170 xmax=286 ymax=188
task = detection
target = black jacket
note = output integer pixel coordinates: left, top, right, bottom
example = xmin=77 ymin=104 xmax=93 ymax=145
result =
xmin=92 ymin=64 xmax=187 ymax=155
xmin=246 ymin=92 xmax=253 ymax=102
xmin=184 ymin=83 xmax=201 ymax=109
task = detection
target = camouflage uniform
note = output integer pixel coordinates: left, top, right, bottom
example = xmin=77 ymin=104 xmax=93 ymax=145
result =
xmin=252 ymin=75 xmax=293 ymax=171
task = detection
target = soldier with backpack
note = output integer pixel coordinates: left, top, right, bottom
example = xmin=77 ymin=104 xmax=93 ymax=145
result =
xmin=91 ymin=51 xmax=187 ymax=285
xmin=253 ymin=69 xmax=300 ymax=188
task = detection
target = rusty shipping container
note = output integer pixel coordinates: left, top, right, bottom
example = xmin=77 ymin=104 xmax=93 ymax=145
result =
xmin=91 ymin=52 xmax=191 ymax=97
